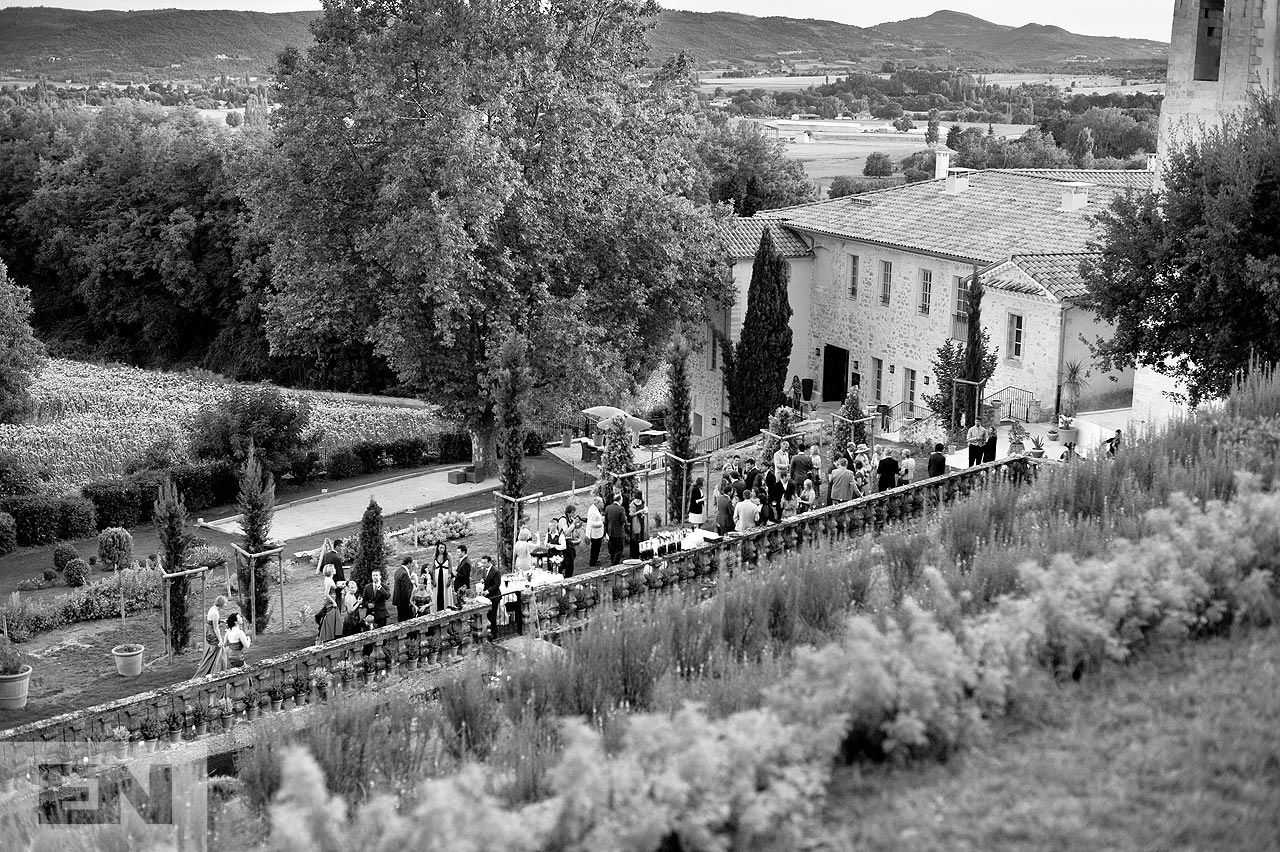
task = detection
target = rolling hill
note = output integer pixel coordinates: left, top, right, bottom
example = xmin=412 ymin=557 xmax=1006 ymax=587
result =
xmin=0 ymin=6 xmax=1167 ymax=81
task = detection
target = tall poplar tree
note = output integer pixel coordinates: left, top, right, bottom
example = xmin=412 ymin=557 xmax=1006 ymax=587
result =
xmin=723 ymin=226 xmax=793 ymax=441
xmin=351 ymin=499 xmax=384 ymax=591
xmin=664 ymin=334 xmax=693 ymax=520
xmin=237 ymin=443 xmax=275 ymax=633
xmin=0 ymin=260 xmax=46 ymax=424
xmin=154 ymin=477 xmax=193 ymax=652
xmin=494 ymin=333 xmax=532 ymax=571
xmin=959 ymin=274 xmax=991 ymax=427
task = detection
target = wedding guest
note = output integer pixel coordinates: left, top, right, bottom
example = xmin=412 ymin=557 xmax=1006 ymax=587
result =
xmin=391 ymin=555 xmax=415 ymax=623
xmin=877 ymin=449 xmax=901 ymax=492
xmin=898 ymin=449 xmax=916 ymax=486
xmin=513 ymin=527 xmax=535 ymax=573
xmin=828 ymin=458 xmax=854 ymax=505
xmin=772 ymin=441 xmax=792 ymax=481
xmin=798 ymin=478 xmax=816 ymax=514
xmin=454 ymin=544 xmax=472 ymax=605
xmin=928 ymin=443 xmax=948 ymax=478
xmin=224 ymin=612 xmax=252 ymax=666
xmin=715 ymin=483 xmax=734 ymax=535
xmin=628 ymin=493 xmax=647 ymax=559
xmin=315 ymin=588 xmax=343 ymax=644
xmin=194 ymin=596 xmax=228 ymax=677
xmin=558 ymin=503 xmax=582 ymax=576
xmin=363 ymin=568 xmax=391 ymax=629
xmin=586 ymin=496 xmax=606 ymax=567
xmin=604 ymin=496 xmax=626 ymax=566
xmin=482 ymin=555 xmax=503 ymax=637
xmin=432 ymin=543 xmax=454 ymax=612
xmin=734 ymin=491 xmax=760 ymax=532
xmin=412 ymin=565 xmax=434 ymax=616
xmin=688 ymin=477 xmax=705 ymax=527
xmin=322 ymin=564 xmax=337 ymax=600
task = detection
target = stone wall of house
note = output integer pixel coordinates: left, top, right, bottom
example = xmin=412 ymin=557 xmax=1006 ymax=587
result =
xmin=1063 ymin=307 xmax=1134 ymax=399
xmin=1159 ymin=0 xmax=1277 ymax=165
xmin=983 ymin=287 xmax=1064 ymax=409
xmin=805 ymin=236 xmax=982 ymax=410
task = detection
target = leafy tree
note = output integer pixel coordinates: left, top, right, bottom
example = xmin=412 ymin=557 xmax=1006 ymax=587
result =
xmin=237 ymin=443 xmax=275 ymax=633
xmin=926 ymin=110 xmax=941 ymax=146
xmin=827 ymin=175 xmax=870 ymax=198
xmin=946 ymin=124 xmax=964 ymax=150
xmin=188 ymin=386 xmax=319 ymax=481
xmin=924 ymin=336 xmax=997 ymax=431
xmin=892 ymin=116 xmax=915 ymax=132
xmin=697 ymin=120 xmax=816 ymax=216
xmin=154 ymin=477 xmax=194 ymax=653
xmin=1072 ymin=126 xmax=1096 ymax=169
xmin=494 ymin=333 xmax=532 ymax=571
xmin=594 ymin=419 xmax=637 ymax=508
xmin=1081 ymin=94 xmax=1280 ymax=403
xmin=0 ymin=260 xmax=46 ymax=423
xmin=863 ymin=152 xmax=894 ymax=177
xmin=899 ymin=150 xmax=937 ymax=183
xmin=723 ymin=227 xmax=793 ymax=441
xmin=0 ymin=450 xmax=39 ymax=496
xmin=953 ymin=128 xmax=1070 ymax=171
xmin=761 ymin=405 xmax=803 ymax=465
xmin=832 ymin=387 xmax=868 ymax=451
xmin=664 ymin=334 xmax=693 ymax=520
xmin=250 ymin=2 xmax=730 ymax=479
xmin=351 ymin=498 xmax=384 ymax=591
xmin=225 ymin=110 xmax=242 ymax=128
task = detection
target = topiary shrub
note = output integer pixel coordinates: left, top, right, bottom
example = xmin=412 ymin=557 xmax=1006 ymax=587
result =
xmin=41 ymin=567 xmax=58 ymax=582
xmin=52 ymin=542 xmax=80 ymax=572
xmin=0 ymin=511 xmax=15 ymax=556
xmin=523 ymin=430 xmax=546 ymax=456
xmin=0 ymin=495 xmax=62 ymax=546
xmin=98 ymin=527 xmax=134 ymax=570
xmin=326 ymin=447 xmax=362 ymax=480
xmin=64 ymin=557 xmax=90 ymax=588
xmin=58 ymin=497 xmax=98 ymax=540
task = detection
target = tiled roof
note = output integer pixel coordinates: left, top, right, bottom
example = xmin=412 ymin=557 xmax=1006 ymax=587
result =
xmin=1009 ymin=253 xmax=1098 ymax=302
xmin=720 ymin=219 xmax=811 ymax=259
xmin=759 ymin=169 xmax=1150 ymax=265
xmin=993 ymin=169 xmax=1154 ymax=189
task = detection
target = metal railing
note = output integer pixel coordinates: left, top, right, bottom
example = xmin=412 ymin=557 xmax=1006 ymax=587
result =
xmin=983 ymin=386 xmax=1037 ymax=424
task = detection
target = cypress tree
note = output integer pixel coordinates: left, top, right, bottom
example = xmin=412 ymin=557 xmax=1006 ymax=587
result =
xmin=494 ymin=333 xmax=532 ymax=571
xmin=237 ymin=443 xmax=276 ymax=633
xmin=665 ymin=334 xmax=693 ymax=520
xmin=594 ymin=419 xmax=637 ymax=508
xmin=960 ymin=274 xmax=992 ymax=427
xmin=154 ymin=477 xmax=193 ymax=652
xmin=724 ymin=226 xmax=793 ymax=441
xmin=832 ymin=387 xmax=868 ymax=451
xmin=351 ymin=498 xmax=384 ymax=590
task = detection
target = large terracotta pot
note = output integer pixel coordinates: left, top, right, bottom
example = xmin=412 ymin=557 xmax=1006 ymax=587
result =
xmin=111 ymin=644 xmax=145 ymax=677
xmin=0 ymin=665 xmax=32 ymax=710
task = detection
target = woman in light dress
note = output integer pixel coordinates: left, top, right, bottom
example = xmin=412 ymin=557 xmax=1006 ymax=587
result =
xmin=194 ymin=596 xmax=229 ymax=677
xmin=432 ymin=542 xmax=454 ymax=612
xmin=513 ymin=527 xmax=534 ymax=573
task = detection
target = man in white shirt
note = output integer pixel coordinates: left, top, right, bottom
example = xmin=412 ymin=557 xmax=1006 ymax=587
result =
xmin=967 ymin=422 xmax=988 ymax=467
xmin=733 ymin=492 xmax=760 ymax=533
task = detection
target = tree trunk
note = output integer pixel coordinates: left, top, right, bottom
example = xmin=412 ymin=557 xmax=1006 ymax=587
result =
xmin=471 ymin=420 xmax=499 ymax=481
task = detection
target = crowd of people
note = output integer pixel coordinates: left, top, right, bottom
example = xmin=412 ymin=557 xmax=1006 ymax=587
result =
xmin=710 ymin=439 xmax=949 ymax=535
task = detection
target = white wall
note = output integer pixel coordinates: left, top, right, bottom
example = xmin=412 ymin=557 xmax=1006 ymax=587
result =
xmin=982 ymin=288 xmax=1063 ymax=409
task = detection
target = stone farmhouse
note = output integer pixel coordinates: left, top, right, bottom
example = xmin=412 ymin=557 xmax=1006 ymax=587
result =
xmin=691 ymin=155 xmax=1152 ymax=441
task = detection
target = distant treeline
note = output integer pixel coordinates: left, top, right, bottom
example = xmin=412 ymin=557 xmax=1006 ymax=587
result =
xmin=0 ymin=93 xmax=817 ymax=393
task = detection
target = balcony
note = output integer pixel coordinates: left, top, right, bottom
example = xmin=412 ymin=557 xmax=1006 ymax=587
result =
xmin=951 ymin=312 xmax=969 ymax=341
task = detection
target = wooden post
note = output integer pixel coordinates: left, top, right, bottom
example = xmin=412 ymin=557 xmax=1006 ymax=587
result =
xmin=161 ymin=565 xmax=211 ymax=663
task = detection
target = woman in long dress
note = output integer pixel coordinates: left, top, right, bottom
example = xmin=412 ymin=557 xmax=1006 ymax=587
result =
xmin=432 ymin=542 xmax=454 ymax=612
xmin=688 ymin=478 xmax=705 ymax=527
xmin=513 ymin=527 xmax=534 ymax=573
xmin=412 ymin=566 xmax=434 ymax=616
xmin=194 ymin=596 xmax=229 ymax=677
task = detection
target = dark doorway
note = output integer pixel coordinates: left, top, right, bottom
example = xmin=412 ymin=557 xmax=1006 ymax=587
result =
xmin=822 ymin=345 xmax=849 ymax=402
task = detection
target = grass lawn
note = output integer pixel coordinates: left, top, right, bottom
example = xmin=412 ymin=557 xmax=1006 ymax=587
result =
xmin=824 ymin=628 xmax=1280 ymax=852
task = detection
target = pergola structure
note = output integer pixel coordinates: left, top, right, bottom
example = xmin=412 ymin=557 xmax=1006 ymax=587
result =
xmin=230 ymin=543 xmax=287 ymax=634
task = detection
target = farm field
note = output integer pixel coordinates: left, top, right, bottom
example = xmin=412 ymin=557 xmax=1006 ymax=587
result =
xmin=698 ymin=74 xmax=835 ymax=92
xmin=1 ymin=359 xmax=444 ymax=492
xmin=983 ymin=72 xmax=1166 ymax=95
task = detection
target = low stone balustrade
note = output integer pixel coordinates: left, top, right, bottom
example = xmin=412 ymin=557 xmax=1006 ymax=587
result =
xmin=0 ymin=599 xmax=490 ymax=747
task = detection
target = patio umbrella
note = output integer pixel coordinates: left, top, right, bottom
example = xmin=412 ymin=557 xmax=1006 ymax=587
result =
xmin=581 ymin=405 xmax=629 ymax=421
xmin=598 ymin=412 xmax=653 ymax=432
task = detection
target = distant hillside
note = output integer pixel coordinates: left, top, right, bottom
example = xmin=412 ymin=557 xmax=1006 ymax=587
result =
xmin=0 ymin=6 xmax=1166 ymax=81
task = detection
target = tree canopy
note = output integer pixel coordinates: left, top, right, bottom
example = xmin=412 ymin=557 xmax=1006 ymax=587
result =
xmin=0 ymin=259 xmax=46 ymax=423
xmin=1081 ymin=94 xmax=1280 ymax=404
xmin=250 ymin=0 xmax=730 ymax=475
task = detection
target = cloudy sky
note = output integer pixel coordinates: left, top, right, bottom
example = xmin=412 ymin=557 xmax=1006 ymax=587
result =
xmin=5 ymin=0 xmax=1176 ymax=42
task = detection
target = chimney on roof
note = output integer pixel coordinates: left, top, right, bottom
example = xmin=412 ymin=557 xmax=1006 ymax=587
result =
xmin=1058 ymin=181 xmax=1095 ymax=212
xmin=934 ymin=148 xmax=951 ymax=180
xmin=945 ymin=167 xmax=974 ymax=194
xmin=1147 ymin=152 xmax=1158 ymax=173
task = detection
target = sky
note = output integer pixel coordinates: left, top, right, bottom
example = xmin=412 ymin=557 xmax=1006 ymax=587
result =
xmin=3 ymin=0 xmax=1176 ymax=43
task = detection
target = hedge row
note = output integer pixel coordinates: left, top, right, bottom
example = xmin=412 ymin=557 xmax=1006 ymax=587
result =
xmin=0 ymin=566 xmax=164 ymax=641
xmin=0 ymin=496 xmax=99 ymax=548
xmin=81 ymin=461 xmax=239 ymax=530
xmin=325 ymin=433 xmax=473 ymax=480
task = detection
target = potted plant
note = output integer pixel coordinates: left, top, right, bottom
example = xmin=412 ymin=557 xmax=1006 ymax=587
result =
xmin=217 ymin=697 xmax=234 ymax=731
xmin=0 ymin=760 xmax=14 ymax=794
xmin=404 ymin=638 xmax=420 ymax=671
xmin=331 ymin=660 xmax=355 ymax=691
xmin=0 ymin=641 xmax=32 ymax=711
xmin=242 ymin=686 xmax=261 ymax=720
xmin=110 ymin=643 xmax=145 ymax=677
xmin=266 ymin=685 xmax=285 ymax=713
xmin=164 ymin=711 xmax=183 ymax=744
xmin=290 ymin=674 xmax=310 ymax=707
xmin=139 ymin=716 xmax=165 ymax=752
xmin=1008 ymin=421 xmax=1028 ymax=454
xmin=188 ymin=703 xmax=208 ymax=737
xmin=312 ymin=669 xmax=333 ymax=701
xmin=425 ymin=636 xmax=442 ymax=666
xmin=110 ymin=725 xmax=131 ymax=760
xmin=1058 ymin=415 xmax=1078 ymax=445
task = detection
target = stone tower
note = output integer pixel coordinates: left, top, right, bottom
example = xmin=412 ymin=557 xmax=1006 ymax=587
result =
xmin=1158 ymin=0 xmax=1279 ymax=162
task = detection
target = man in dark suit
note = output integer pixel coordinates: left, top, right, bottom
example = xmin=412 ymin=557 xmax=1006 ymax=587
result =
xmin=454 ymin=544 xmax=472 ymax=604
xmin=743 ymin=459 xmax=761 ymax=492
xmin=390 ymin=556 xmax=415 ymax=622
xmin=481 ymin=555 xmax=503 ymax=638
xmin=877 ymin=450 xmax=901 ymax=492
xmin=928 ymin=443 xmax=948 ymax=478
xmin=604 ymin=494 xmax=627 ymax=566
xmin=362 ymin=568 xmax=391 ymax=629
xmin=319 ymin=538 xmax=345 ymax=583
